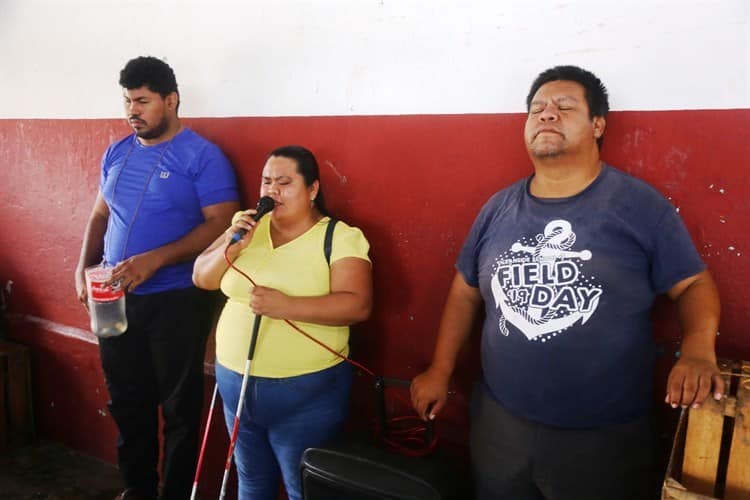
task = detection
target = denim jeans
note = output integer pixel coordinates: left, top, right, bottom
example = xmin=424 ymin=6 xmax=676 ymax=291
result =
xmin=215 ymin=361 xmax=353 ymax=500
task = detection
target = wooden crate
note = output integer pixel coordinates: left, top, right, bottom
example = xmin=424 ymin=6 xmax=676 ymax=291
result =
xmin=663 ymin=360 xmax=750 ymax=499
xmin=0 ymin=340 xmax=35 ymax=450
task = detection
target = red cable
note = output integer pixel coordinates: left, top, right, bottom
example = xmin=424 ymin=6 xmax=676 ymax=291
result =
xmin=376 ymin=388 xmax=438 ymax=457
xmin=222 ymin=242 xmax=437 ymax=456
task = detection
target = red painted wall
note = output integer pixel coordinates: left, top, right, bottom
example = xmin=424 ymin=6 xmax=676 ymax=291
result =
xmin=1 ymin=110 xmax=749 ymax=492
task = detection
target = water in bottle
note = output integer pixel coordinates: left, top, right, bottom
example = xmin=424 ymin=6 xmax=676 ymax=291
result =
xmin=85 ymin=265 xmax=127 ymax=337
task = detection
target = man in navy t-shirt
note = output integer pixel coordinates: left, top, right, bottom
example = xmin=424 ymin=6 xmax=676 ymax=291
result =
xmin=74 ymin=57 xmax=240 ymax=500
xmin=411 ymin=66 xmax=724 ymax=500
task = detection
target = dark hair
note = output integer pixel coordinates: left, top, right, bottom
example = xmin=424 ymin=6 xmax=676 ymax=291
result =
xmin=119 ymin=56 xmax=179 ymax=104
xmin=267 ymin=145 xmax=330 ymax=216
xmin=526 ymin=65 xmax=609 ymax=148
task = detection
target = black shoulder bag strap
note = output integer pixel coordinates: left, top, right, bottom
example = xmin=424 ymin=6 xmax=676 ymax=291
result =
xmin=324 ymin=218 xmax=338 ymax=265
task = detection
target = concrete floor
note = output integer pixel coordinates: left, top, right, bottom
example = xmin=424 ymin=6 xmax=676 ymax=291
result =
xmin=0 ymin=440 xmax=122 ymax=500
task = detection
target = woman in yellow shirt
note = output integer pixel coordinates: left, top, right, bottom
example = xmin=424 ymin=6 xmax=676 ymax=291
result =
xmin=193 ymin=145 xmax=372 ymax=500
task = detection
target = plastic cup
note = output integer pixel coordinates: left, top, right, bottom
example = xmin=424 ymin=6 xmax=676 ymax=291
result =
xmin=85 ymin=265 xmax=127 ymax=337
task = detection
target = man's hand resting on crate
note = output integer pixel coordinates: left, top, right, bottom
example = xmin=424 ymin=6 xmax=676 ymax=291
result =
xmin=665 ymin=270 xmax=724 ymax=409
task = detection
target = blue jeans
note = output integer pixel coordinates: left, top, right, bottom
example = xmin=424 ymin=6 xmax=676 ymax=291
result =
xmin=215 ymin=361 xmax=352 ymax=500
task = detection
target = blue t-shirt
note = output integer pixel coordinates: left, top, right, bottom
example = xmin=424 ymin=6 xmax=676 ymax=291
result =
xmin=100 ymin=128 xmax=239 ymax=294
xmin=456 ymin=165 xmax=704 ymax=427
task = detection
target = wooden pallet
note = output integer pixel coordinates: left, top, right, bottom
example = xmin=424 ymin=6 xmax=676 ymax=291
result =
xmin=663 ymin=360 xmax=750 ymax=499
xmin=0 ymin=340 xmax=35 ymax=451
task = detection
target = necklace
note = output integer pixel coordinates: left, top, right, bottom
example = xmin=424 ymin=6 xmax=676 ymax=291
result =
xmin=104 ymin=133 xmax=177 ymax=264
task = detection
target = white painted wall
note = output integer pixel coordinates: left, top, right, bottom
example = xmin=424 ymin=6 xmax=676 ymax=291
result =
xmin=1 ymin=0 xmax=748 ymax=118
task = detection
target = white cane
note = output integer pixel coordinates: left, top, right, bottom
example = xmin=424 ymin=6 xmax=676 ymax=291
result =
xmin=219 ymin=313 xmax=262 ymax=500
xmin=190 ymin=383 xmax=219 ymax=500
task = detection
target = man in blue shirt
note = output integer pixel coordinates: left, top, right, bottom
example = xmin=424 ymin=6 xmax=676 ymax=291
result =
xmin=74 ymin=56 xmax=240 ymax=500
xmin=411 ymin=66 xmax=724 ymax=500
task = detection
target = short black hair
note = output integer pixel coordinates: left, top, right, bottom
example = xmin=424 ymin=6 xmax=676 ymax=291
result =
xmin=267 ymin=145 xmax=330 ymax=216
xmin=526 ymin=65 xmax=609 ymax=118
xmin=119 ymin=56 xmax=178 ymax=98
xmin=526 ymin=65 xmax=609 ymax=148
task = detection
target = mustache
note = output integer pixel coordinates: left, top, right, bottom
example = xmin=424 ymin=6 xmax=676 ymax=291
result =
xmin=128 ymin=116 xmax=145 ymax=123
xmin=534 ymin=128 xmax=563 ymax=139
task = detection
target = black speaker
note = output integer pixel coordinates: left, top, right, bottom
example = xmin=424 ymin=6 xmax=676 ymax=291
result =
xmin=300 ymin=436 xmax=467 ymax=500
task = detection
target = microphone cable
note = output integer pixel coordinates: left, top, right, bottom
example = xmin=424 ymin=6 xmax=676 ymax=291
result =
xmin=222 ymin=242 xmax=438 ymax=457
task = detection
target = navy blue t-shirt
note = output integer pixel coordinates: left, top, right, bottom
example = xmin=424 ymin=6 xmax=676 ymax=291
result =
xmin=100 ymin=128 xmax=239 ymax=294
xmin=456 ymin=165 xmax=704 ymax=427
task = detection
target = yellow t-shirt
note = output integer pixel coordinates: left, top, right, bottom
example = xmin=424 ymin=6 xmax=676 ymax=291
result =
xmin=215 ymin=215 xmax=371 ymax=377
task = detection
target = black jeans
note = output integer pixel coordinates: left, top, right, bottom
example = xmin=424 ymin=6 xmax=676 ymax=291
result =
xmin=99 ymin=287 xmax=214 ymax=500
xmin=470 ymin=382 xmax=656 ymax=500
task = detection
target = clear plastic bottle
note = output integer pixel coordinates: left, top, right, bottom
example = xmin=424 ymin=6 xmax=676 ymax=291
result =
xmin=85 ymin=265 xmax=127 ymax=337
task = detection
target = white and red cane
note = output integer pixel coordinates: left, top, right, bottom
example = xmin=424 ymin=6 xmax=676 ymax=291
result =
xmin=218 ymin=313 xmax=262 ymax=500
xmin=190 ymin=383 xmax=219 ymax=500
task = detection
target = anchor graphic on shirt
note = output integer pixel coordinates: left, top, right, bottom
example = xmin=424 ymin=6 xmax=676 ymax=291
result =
xmin=491 ymin=220 xmax=601 ymax=341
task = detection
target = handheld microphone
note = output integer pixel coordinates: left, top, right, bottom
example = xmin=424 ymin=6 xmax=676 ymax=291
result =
xmin=229 ymin=196 xmax=275 ymax=245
